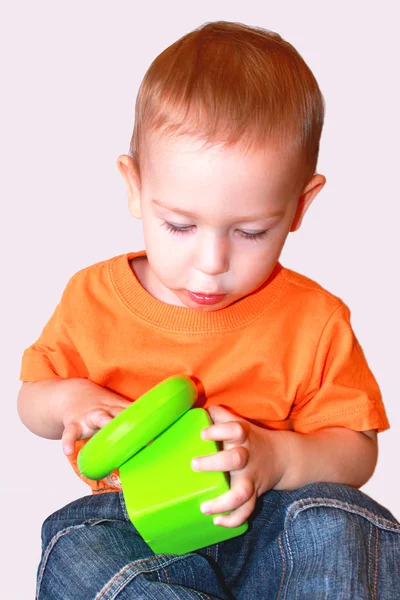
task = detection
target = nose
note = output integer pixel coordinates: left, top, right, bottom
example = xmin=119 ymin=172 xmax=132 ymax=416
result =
xmin=194 ymin=231 xmax=230 ymax=276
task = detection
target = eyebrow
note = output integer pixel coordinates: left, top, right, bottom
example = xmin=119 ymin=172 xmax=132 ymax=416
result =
xmin=151 ymin=199 xmax=285 ymax=221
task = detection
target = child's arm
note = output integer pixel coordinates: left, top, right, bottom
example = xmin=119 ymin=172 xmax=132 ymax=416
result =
xmin=192 ymin=405 xmax=378 ymax=528
xmin=17 ymin=378 xmax=132 ymax=455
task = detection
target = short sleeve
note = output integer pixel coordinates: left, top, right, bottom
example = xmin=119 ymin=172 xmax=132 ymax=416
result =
xmin=20 ymin=274 xmax=89 ymax=381
xmin=290 ymin=303 xmax=390 ymax=434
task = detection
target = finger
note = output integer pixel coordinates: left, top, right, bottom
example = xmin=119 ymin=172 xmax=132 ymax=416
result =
xmin=200 ymin=477 xmax=255 ymax=516
xmin=192 ymin=446 xmax=248 ymax=473
xmin=201 ymin=421 xmax=248 ymax=444
xmin=213 ymin=494 xmax=256 ymax=528
xmin=207 ymin=405 xmax=241 ymax=424
xmin=107 ymin=403 xmax=131 ymax=417
xmin=62 ymin=422 xmax=82 ymax=456
xmin=85 ymin=408 xmax=114 ymax=431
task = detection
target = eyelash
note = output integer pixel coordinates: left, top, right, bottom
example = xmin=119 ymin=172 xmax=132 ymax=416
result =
xmin=162 ymin=222 xmax=269 ymax=242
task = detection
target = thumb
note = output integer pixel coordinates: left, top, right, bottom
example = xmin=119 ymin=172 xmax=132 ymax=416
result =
xmin=207 ymin=405 xmax=243 ymax=424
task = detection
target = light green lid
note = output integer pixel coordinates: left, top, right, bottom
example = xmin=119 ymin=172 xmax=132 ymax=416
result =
xmin=78 ymin=375 xmax=197 ymax=480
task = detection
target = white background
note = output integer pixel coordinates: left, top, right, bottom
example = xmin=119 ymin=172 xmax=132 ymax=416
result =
xmin=2 ymin=1 xmax=399 ymax=598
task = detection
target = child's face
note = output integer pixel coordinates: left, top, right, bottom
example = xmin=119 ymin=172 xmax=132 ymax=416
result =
xmin=119 ymin=134 xmax=325 ymax=311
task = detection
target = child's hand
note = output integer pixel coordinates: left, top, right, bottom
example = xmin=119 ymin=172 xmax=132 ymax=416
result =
xmin=191 ymin=405 xmax=288 ymax=528
xmin=59 ymin=379 xmax=132 ymax=456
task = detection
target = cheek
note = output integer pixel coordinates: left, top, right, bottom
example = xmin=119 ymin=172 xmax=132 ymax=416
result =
xmin=235 ymin=246 xmax=280 ymax=286
xmin=143 ymin=225 xmax=188 ymax=277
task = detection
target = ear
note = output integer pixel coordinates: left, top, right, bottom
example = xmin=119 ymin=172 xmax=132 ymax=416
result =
xmin=116 ymin=154 xmax=142 ymax=219
xmin=290 ymin=174 xmax=326 ymax=232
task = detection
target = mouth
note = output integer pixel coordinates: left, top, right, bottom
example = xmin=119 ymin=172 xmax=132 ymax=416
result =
xmin=187 ymin=291 xmax=226 ymax=305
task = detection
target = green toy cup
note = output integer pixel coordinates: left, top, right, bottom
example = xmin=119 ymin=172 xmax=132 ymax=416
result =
xmin=78 ymin=375 xmax=248 ymax=554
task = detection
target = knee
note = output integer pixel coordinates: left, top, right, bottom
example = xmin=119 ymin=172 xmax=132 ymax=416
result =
xmin=284 ymin=492 xmax=364 ymax=547
xmin=278 ymin=482 xmax=396 ymax=525
xmin=279 ymin=482 xmax=399 ymax=554
xmin=262 ymin=481 xmax=398 ymax=548
xmin=285 ymin=482 xmax=366 ymax=506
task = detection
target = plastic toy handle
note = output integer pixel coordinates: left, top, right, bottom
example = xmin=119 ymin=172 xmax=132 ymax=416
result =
xmin=78 ymin=375 xmax=197 ymax=480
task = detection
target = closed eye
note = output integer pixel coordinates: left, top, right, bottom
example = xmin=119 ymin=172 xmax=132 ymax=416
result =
xmin=239 ymin=229 xmax=269 ymax=241
xmin=162 ymin=222 xmax=269 ymax=241
xmin=162 ymin=222 xmax=193 ymax=235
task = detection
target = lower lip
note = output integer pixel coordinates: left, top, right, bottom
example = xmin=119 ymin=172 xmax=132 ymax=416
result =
xmin=187 ymin=291 xmax=226 ymax=305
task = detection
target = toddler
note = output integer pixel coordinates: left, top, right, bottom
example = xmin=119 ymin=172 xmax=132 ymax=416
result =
xmin=18 ymin=20 xmax=400 ymax=600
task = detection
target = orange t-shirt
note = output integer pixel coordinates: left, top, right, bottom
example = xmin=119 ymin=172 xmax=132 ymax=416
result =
xmin=20 ymin=250 xmax=390 ymax=493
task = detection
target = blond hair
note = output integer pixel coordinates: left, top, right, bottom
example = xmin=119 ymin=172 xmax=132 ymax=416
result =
xmin=130 ymin=21 xmax=325 ymax=183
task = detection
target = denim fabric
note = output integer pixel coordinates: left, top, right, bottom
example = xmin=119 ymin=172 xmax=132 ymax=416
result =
xmin=36 ymin=482 xmax=400 ymax=599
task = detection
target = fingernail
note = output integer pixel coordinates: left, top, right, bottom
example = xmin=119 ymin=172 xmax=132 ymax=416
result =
xmin=200 ymin=502 xmax=211 ymax=514
xmin=213 ymin=517 xmax=222 ymax=526
xmin=191 ymin=459 xmax=199 ymax=471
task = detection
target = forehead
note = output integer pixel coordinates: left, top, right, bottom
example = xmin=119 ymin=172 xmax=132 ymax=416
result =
xmin=141 ymin=133 xmax=302 ymax=203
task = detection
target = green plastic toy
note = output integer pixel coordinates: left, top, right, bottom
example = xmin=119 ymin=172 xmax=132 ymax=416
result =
xmin=78 ymin=375 xmax=248 ymax=554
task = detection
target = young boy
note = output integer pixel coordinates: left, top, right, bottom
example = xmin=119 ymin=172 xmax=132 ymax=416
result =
xmin=18 ymin=21 xmax=400 ymax=600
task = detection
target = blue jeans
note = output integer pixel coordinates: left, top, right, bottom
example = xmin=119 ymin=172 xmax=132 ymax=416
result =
xmin=36 ymin=483 xmax=400 ymax=599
